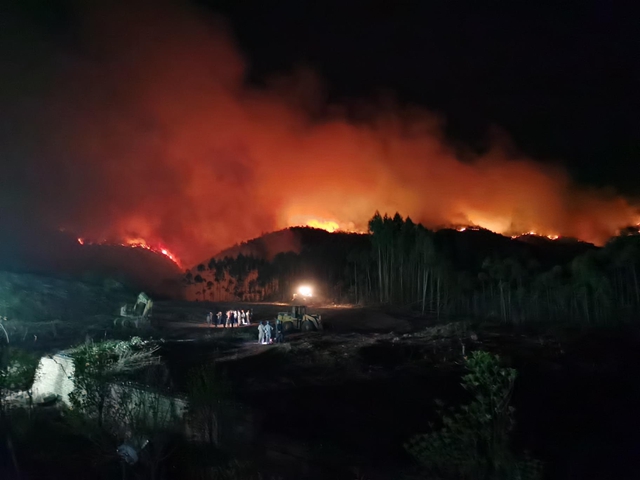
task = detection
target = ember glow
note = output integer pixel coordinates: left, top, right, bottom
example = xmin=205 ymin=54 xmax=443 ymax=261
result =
xmin=3 ymin=1 xmax=639 ymax=266
xmin=510 ymin=232 xmax=561 ymax=241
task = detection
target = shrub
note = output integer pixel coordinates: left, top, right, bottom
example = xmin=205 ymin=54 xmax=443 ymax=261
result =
xmin=0 ymin=347 xmax=40 ymax=410
xmin=68 ymin=338 xmax=159 ymax=427
xmin=187 ymin=364 xmax=232 ymax=447
xmin=405 ymin=351 xmax=542 ymax=480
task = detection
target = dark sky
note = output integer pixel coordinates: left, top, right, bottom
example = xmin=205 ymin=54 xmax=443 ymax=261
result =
xmin=200 ymin=0 xmax=639 ymax=194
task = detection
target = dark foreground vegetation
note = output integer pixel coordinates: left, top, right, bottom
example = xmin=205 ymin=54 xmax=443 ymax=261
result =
xmin=2 ymin=309 xmax=640 ymax=479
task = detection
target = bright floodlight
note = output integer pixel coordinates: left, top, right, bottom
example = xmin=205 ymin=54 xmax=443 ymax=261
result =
xmin=298 ymin=285 xmax=312 ymax=297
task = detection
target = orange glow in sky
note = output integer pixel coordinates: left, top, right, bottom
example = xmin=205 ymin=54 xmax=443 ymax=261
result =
xmin=38 ymin=2 xmax=640 ymax=266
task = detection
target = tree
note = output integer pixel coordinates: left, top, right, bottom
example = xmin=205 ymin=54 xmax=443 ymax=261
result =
xmin=0 ymin=348 xmax=39 ymax=414
xmin=570 ymin=251 xmax=608 ymax=324
xmin=416 ymin=226 xmax=436 ymax=315
xmin=208 ymin=258 xmax=217 ymax=271
xmin=405 ymin=351 xmax=542 ymax=480
xmin=69 ymin=338 xmax=160 ymax=428
xmin=114 ymin=368 xmax=182 ymax=480
xmin=187 ymin=364 xmax=232 ymax=447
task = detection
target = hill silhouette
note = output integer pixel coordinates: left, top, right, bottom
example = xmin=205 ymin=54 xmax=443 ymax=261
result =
xmin=195 ymin=227 xmax=369 ymax=266
xmin=195 ymin=225 xmax=594 ymax=271
xmin=0 ymin=224 xmax=182 ymax=296
xmin=186 ymin=224 xmax=597 ymax=303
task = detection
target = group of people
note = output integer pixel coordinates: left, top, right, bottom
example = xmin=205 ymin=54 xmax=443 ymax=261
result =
xmin=205 ymin=309 xmax=253 ymax=328
xmin=257 ymin=320 xmax=285 ymax=344
xmin=203 ymin=309 xmax=285 ymax=344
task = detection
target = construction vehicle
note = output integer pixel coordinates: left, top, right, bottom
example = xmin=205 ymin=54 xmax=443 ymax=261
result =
xmin=121 ymin=292 xmax=153 ymax=317
xmin=277 ymin=305 xmax=322 ymax=332
xmin=115 ymin=293 xmax=153 ymax=328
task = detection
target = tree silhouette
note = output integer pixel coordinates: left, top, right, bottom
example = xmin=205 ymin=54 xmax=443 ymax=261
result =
xmin=179 ymin=217 xmax=640 ymax=326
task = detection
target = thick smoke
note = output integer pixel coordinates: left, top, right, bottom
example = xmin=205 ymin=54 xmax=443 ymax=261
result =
xmin=1 ymin=0 xmax=638 ymax=267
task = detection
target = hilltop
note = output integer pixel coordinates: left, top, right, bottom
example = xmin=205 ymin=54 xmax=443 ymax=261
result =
xmin=433 ymin=227 xmax=595 ymax=271
xmin=184 ymin=224 xmax=597 ymax=302
xmin=198 ymin=227 xmax=368 ymax=264
xmin=0 ymin=225 xmax=183 ymax=297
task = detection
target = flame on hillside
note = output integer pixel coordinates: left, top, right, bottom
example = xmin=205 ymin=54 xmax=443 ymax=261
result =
xmin=510 ymin=231 xmax=560 ymax=241
xmin=455 ymin=225 xmax=561 ymax=240
xmin=288 ymin=215 xmax=367 ymax=234
xmin=77 ymin=237 xmax=181 ymax=267
xmin=305 ymin=219 xmax=340 ymax=232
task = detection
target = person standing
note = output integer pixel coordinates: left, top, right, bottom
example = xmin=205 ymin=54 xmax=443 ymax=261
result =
xmin=206 ymin=312 xmax=213 ymax=328
xmin=216 ymin=311 xmax=222 ymax=327
xmin=275 ymin=320 xmax=284 ymax=343
xmin=264 ymin=321 xmax=273 ymax=344
xmin=258 ymin=321 xmax=265 ymax=344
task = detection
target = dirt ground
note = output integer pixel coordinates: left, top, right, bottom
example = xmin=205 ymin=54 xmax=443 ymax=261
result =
xmin=11 ymin=293 xmax=640 ymax=479
xmin=142 ymin=300 xmax=640 ymax=480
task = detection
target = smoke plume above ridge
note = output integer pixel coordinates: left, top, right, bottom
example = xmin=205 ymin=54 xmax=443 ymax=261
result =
xmin=1 ymin=0 xmax=638 ymax=267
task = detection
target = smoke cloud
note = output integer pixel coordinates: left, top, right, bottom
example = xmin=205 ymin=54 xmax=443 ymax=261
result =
xmin=1 ymin=0 xmax=638 ymax=267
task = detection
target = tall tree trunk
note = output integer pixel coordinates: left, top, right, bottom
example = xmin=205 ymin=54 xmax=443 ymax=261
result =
xmin=421 ymin=269 xmax=430 ymax=315
xmin=378 ymin=247 xmax=383 ymax=303
xmin=354 ymin=263 xmax=358 ymax=305
xmin=632 ymin=265 xmax=640 ymax=307
xmin=583 ymin=290 xmax=590 ymax=324
xmin=430 ymin=272 xmax=435 ymax=312
xmin=436 ymin=274 xmax=441 ymax=319
xmin=399 ymin=258 xmax=403 ymax=303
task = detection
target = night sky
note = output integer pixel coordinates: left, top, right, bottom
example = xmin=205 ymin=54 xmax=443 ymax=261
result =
xmin=1 ymin=0 xmax=639 ymax=264
xmin=204 ymin=0 xmax=639 ymax=192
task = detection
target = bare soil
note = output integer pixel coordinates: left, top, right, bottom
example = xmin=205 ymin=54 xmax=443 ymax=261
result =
xmin=146 ymin=301 xmax=640 ymax=479
xmin=6 ymin=288 xmax=640 ymax=479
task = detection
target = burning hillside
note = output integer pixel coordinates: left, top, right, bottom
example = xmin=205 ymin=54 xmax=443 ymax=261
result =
xmin=1 ymin=0 xmax=639 ymax=267
xmin=76 ymin=237 xmax=181 ymax=268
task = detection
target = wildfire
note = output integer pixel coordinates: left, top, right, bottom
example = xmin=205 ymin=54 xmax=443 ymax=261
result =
xmin=286 ymin=214 xmax=365 ymax=234
xmin=509 ymin=231 xmax=560 ymax=241
xmin=76 ymin=236 xmax=181 ymax=267
xmin=305 ymin=219 xmax=340 ymax=232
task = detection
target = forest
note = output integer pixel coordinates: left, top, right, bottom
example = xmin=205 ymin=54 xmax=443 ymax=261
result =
xmin=185 ymin=213 xmax=640 ymax=326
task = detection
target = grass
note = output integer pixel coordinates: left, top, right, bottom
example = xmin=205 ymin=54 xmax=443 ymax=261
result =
xmin=0 ymin=270 xmax=136 ymax=351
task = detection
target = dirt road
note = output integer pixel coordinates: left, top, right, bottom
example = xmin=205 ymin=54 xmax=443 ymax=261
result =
xmin=152 ymin=301 xmax=419 ymax=339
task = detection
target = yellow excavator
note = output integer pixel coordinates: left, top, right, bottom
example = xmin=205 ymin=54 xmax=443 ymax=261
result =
xmin=115 ymin=292 xmax=153 ymax=328
xmin=277 ymin=305 xmax=322 ymax=332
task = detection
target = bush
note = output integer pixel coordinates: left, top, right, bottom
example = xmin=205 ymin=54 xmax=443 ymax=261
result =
xmin=0 ymin=346 xmax=40 ymax=416
xmin=68 ymin=338 xmax=159 ymax=426
xmin=405 ymin=351 xmax=542 ymax=480
xmin=187 ymin=364 xmax=232 ymax=447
